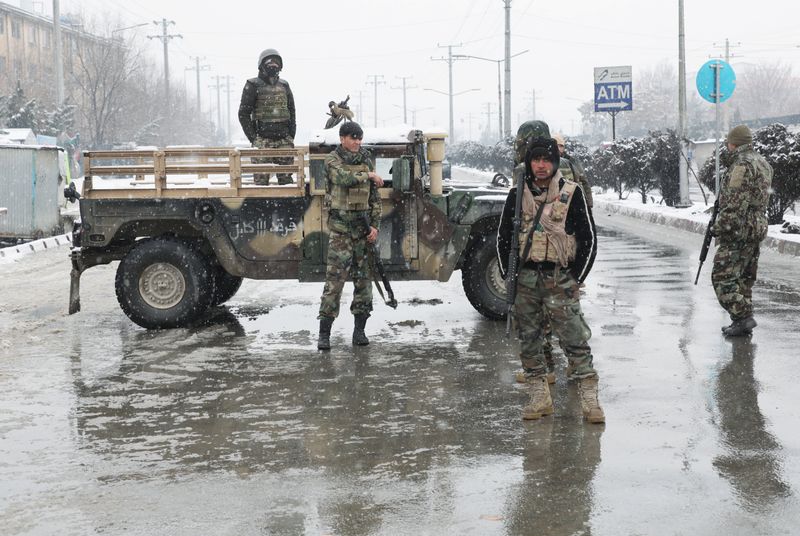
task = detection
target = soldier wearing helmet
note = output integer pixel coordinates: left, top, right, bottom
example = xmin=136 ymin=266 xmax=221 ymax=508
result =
xmin=498 ymin=122 xmax=604 ymax=424
xmin=553 ymin=132 xmax=593 ymax=208
xmin=238 ymin=48 xmax=297 ymax=185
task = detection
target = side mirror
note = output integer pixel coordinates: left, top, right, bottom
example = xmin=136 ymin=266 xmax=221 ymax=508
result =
xmin=392 ymin=156 xmax=413 ymax=192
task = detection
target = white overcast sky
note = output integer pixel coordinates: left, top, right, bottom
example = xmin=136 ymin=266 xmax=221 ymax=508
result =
xmin=42 ymin=0 xmax=800 ymax=143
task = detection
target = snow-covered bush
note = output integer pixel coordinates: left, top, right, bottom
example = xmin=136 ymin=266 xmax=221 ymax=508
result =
xmin=699 ymin=123 xmax=800 ymax=224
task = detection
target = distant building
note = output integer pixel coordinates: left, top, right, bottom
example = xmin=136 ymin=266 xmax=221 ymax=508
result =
xmin=0 ymin=1 xmax=100 ymax=101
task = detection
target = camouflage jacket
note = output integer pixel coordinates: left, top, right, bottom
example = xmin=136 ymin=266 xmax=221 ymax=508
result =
xmin=712 ymin=144 xmax=772 ymax=245
xmin=324 ymin=147 xmax=382 ymax=232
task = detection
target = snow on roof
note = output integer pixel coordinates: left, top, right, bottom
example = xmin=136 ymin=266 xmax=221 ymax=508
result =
xmin=310 ymin=123 xmax=423 ymax=145
xmin=0 ymin=128 xmax=36 ymax=144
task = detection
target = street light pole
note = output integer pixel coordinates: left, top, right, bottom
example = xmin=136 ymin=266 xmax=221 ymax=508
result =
xmin=453 ymin=50 xmax=528 ymax=141
xmin=423 ymin=87 xmax=480 ymax=139
xmin=503 ymin=0 xmax=513 ymax=137
xmin=52 ymin=0 xmax=64 ymax=105
xmin=677 ymin=0 xmax=692 ymax=207
xmin=431 ymin=43 xmax=464 ymax=141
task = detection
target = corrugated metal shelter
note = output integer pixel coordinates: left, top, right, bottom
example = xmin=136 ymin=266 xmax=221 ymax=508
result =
xmin=0 ymin=144 xmax=64 ymax=239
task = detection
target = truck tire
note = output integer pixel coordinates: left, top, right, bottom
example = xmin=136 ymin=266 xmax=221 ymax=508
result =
xmin=461 ymin=233 xmax=507 ymax=320
xmin=211 ymin=266 xmax=243 ymax=306
xmin=115 ymin=238 xmax=214 ymax=329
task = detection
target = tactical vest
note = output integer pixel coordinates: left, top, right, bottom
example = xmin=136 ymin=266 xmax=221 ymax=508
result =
xmin=329 ymin=162 xmax=372 ymax=211
xmin=250 ymin=77 xmax=291 ymax=124
xmin=520 ymin=180 xmax=578 ymax=265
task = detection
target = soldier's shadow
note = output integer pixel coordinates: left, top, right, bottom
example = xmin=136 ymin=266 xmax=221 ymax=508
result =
xmin=712 ymin=338 xmax=791 ymax=511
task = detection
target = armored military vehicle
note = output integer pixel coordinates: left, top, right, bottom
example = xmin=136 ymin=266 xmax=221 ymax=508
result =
xmin=66 ymin=128 xmax=509 ymax=328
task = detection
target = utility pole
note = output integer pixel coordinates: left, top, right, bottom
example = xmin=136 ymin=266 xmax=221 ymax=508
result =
xmin=503 ymin=0 xmax=512 ymax=137
xmin=431 ymin=43 xmax=464 ymax=141
xmin=52 ymin=0 xmax=64 ymax=105
xmin=676 ymin=0 xmax=691 ymax=207
xmin=366 ymin=75 xmax=385 ymax=128
xmin=148 ymin=19 xmax=182 ymax=107
xmin=408 ymin=106 xmax=433 ymax=127
xmin=210 ymin=76 xmax=223 ymax=137
xmin=224 ymin=75 xmax=232 ymax=144
xmin=391 ymin=76 xmax=416 ymax=124
xmin=353 ymin=90 xmax=365 ymax=123
xmin=186 ymin=57 xmax=210 ymax=114
xmin=713 ymin=38 xmax=740 ymax=133
xmin=483 ymin=102 xmax=497 ymax=139
xmin=467 ymin=112 xmax=476 ymax=140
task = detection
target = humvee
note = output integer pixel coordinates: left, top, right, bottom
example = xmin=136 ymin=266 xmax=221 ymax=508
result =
xmin=66 ymin=129 xmax=509 ymax=329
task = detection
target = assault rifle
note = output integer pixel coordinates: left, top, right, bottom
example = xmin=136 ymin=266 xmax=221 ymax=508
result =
xmin=362 ymin=216 xmax=398 ymax=308
xmin=505 ymin=177 xmax=544 ymax=335
xmin=694 ymin=200 xmax=720 ymax=285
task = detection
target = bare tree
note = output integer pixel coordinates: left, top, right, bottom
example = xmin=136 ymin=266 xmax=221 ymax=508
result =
xmin=731 ymin=62 xmax=800 ymax=121
xmin=69 ymin=15 xmax=144 ymax=146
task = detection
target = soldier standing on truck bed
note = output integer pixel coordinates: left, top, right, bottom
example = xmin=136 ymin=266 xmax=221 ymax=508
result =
xmin=238 ymin=48 xmax=297 ymax=185
xmin=317 ymin=122 xmax=384 ymax=350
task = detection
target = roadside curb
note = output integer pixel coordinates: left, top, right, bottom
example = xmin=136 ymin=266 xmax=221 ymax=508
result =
xmin=0 ymin=233 xmax=73 ymax=262
xmin=595 ymin=200 xmax=800 ymax=257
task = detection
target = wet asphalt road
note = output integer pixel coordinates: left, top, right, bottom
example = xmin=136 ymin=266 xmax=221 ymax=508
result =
xmin=2 ymin=211 xmax=800 ymax=535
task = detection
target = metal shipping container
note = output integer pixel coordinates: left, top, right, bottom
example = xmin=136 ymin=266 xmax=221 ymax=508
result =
xmin=0 ymin=145 xmax=64 ymax=239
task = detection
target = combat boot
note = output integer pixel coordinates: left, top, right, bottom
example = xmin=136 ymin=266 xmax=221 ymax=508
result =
xmin=353 ymin=314 xmax=370 ymax=346
xmin=723 ymin=316 xmax=757 ymax=337
xmin=522 ymin=375 xmax=554 ymax=420
xmin=516 ymin=369 xmax=556 ymax=384
xmin=317 ymin=317 xmax=334 ymax=350
xmin=578 ymin=377 xmax=605 ymax=424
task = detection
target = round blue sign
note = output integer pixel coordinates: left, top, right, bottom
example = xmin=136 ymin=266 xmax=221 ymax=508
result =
xmin=696 ymin=60 xmax=736 ymax=103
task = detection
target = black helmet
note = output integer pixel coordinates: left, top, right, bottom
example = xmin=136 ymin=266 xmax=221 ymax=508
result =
xmin=523 ymin=136 xmax=560 ymax=179
xmin=258 ymin=48 xmax=283 ymax=69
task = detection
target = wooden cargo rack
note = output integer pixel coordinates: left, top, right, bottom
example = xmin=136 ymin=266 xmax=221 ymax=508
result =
xmin=82 ymin=146 xmax=321 ymax=199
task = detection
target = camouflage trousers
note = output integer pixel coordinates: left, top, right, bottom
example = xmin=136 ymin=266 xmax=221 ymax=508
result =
xmin=253 ymin=135 xmax=294 ymax=185
xmin=514 ymin=266 xmax=596 ymax=379
xmin=712 ymin=240 xmax=760 ymax=321
xmin=318 ymin=226 xmax=373 ymax=320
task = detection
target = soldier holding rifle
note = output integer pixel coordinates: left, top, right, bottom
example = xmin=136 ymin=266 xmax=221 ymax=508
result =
xmin=710 ymin=125 xmax=772 ymax=337
xmin=317 ymin=122 xmax=384 ymax=350
xmin=497 ymin=124 xmax=602 ymax=423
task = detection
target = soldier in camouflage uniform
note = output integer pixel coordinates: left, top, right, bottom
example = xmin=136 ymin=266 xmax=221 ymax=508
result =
xmin=238 ymin=48 xmax=296 ymax=185
xmin=712 ymin=125 xmax=773 ymax=337
xmin=511 ymin=121 xmax=557 ymax=385
xmin=498 ymin=132 xmax=604 ymax=423
xmin=554 ymin=133 xmax=593 ymax=209
xmin=317 ymin=122 xmax=384 ymax=350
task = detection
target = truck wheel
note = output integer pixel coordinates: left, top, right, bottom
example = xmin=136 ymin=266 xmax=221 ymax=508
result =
xmin=462 ymin=233 xmax=507 ymax=320
xmin=211 ymin=266 xmax=243 ymax=306
xmin=115 ymin=238 xmax=214 ymax=329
